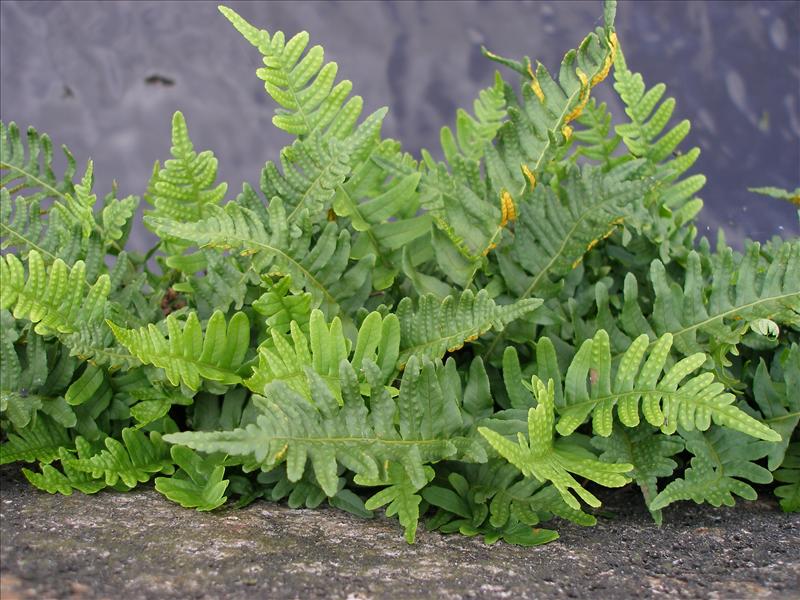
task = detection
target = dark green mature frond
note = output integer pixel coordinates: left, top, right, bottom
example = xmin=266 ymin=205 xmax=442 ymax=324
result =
xmin=592 ymin=424 xmax=684 ymax=523
xmin=650 ymin=427 xmax=773 ymax=511
xmin=496 ymin=162 xmax=647 ymax=302
xmin=396 ymin=290 xmax=542 ymax=368
xmin=482 ymin=9 xmax=616 ymax=200
xmin=146 ymin=199 xmax=374 ymax=318
xmin=479 ymin=378 xmax=633 ymax=510
xmin=165 ymin=355 xmax=487 ymax=500
xmin=553 ymin=329 xmax=780 ymax=441
xmin=245 ymin=308 xmax=399 ymax=400
xmin=108 ymin=310 xmax=250 ymax=392
xmin=774 ymin=442 xmax=800 ymax=512
xmin=144 ymin=111 xmax=227 ymax=229
xmin=219 ymin=6 xmax=374 ymax=140
xmin=618 ymin=241 xmax=800 ymax=362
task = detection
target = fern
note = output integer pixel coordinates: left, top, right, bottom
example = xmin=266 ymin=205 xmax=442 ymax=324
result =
xmin=479 ymin=377 xmax=633 ymax=510
xmin=773 ymin=442 xmax=800 ymax=512
xmin=0 ymin=413 xmax=72 ymax=465
xmin=396 ymin=290 xmax=542 ymax=367
xmin=219 ymin=6 xmax=374 ymax=140
xmin=21 ymin=436 xmax=106 ymax=495
xmin=154 ymin=446 xmax=229 ymax=511
xmin=146 ymin=111 xmax=227 ymax=224
xmin=650 ymin=427 xmax=773 ymax=511
xmin=146 ymin=200 xmax=374 ymax=318
xmin=164 ymin=355 xmax=487 ymax=500
xmin=108 ymin=310 xmax=250 ymax=392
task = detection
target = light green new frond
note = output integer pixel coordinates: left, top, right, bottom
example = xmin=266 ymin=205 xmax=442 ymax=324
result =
xmin=144 ymin=112 xmax=227 ymax=228
xmin=53 ymin=160 xmax=97 ymax=239
xmin=619 ymin=241 xmax=800 ymax=362
xmin=650 ymin=427 xmax=773 ymax=511
xmin=219 ymin=6 xmax=367 ymax=139
xmin=108 ymin=310 xmax=250 ymax=392
xmin=0 ymin=413 xmax=72 ymax=465
xmin=592 ymin=424 xmax=683 ymax=523
xmin=1 ymin=250 xmax=110 ymax=336
xmin=774 ymin=442 xmax=800 ymax=512
xmin=0 ymin=121 xmax=76 ymax=204
xmin=245 ymin=308 xmax=399 ymax=399
xmin=67 ymin=427 xmax=174 ymax=489
xmin=154 ymin=446 xmax=229 ymax=511
xmin=479 ymin=378 xmax=633 ymax=510
xmin=145 ymin=199 xmax=374 ymax=317
xmin=396 ymin=290 xmax=542 ymax=368
xmin=555 ymin=329 xmax=780 ymax=442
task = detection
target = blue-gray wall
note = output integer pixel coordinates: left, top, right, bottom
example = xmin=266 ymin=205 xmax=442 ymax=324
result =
xmin=1 ymin=0 xmax=798 ymax=250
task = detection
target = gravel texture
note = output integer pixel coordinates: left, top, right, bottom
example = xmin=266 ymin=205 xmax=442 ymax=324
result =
xmin=1 ymin=465 xmax=799 ymax=599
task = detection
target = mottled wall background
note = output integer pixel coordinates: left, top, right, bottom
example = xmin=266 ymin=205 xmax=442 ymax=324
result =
xmin=1 ymin=0 xmax=798 ymax=250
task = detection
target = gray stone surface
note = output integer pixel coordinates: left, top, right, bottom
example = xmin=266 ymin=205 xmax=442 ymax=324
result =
xmin=1 ymin=466 xmax=799 ymax=599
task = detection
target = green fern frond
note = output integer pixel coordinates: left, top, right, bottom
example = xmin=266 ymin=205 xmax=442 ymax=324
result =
xmin=0 ymin=413 xmax=72 ymax=465
xmin=245 ymin=308 xmax=399 ymax=400
xmin=774 ymin=442 xmax=800 ymax=512
xmin=219 ymin=6 xmax=372 ymax=140
xmin=592 ymin=424 xmax=684 ymax=524
xmin=146 ymin=199 xmax=374 ymax=317
xmin=165 ymin=355 xmax=486 ymax=500
xmin=479 ymin=378 xmax=633 ymax=510
xmin=0 ymin=120 xmax=76 ymax=204
xmin=748 ymin=186 xmax=800 ymax=206
xmin=619 ymin=242 xmax=800 ymax=362
xmin=553 ymin=329 xmax=780 ymax=441
xmin=1 ymin=250 xmax=110 ymax=336
xmin=144 ymin=111 xmax=227 ymax=228
xmin=67 ymin=427 xmax=174 ymax=489
xmin=154 ymin=445 xmax=229 ymax=511
xmin=396 ymin=290 xmax=542 ymax=368
xmin=252 ymin=275 xmax=313 ymax=338
xmin=482 ymin=12 xmax=617 ymax=198
xmin=21 ymin=436 xmax=106 ymax=495
xmin=108 ymin=310 xmax=250 ymax=392
xmin=357 ymin=462 xmax=435 ymax=543
xmin=650 ymin=427 xmax=773 ymax=511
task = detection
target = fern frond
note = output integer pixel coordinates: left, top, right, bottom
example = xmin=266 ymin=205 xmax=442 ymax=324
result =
xmin=252 ymin=275 xmax=312 ymax=338
xmin=165 ymin=355 xmax=486 ymax=500
xmin=774 ymin=442 xmax=800 ymax=512
xmin=592 ymin=424 xmax=683 ymax=524
xmin=0 ymin=120 xmax=76 ymax=203
xmin=553 ymin=329 xmax=780 ymax=441
xmin=748 ymin=186 xmax=800 ymax=207
xmin=650 ymin=427 xmax=773 ymax=511
xmin=396 ymin=290 xmax=542 ymax=368
xmin=154 ymin=446 xmax=229 ymax=511
xmin=482 ymin=12 xmax=617 ymax=199
xmin=619 ymin=242 xmax=800 ymax=362
xmin=146 ymin=199 xmax=374 ymax=317
xmin=108 ymin=310 xmax=250 ymax=392
xmin=67 ymin=427 xmax=174 ymax=489
xmin=219 ymin=6 xmax=370 ymax=140
xmin=0 ymin=413 xmax=72 ymax=465
xmin=144 ymin=111 xmax=227 ymax=228
xmin=1 ymin=250 xmax=110 ymax=336
xmin=21 ymin=436 xmax=106 ymax=495
xmin=245 ymin=308 xmax=399 ymax=400
xmin=479 ymin=378 xmax=633 ymax=510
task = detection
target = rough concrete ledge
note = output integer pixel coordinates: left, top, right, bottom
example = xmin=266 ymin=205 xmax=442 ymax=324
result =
xmin=1 ymin=466 xmax=798 ymax=599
